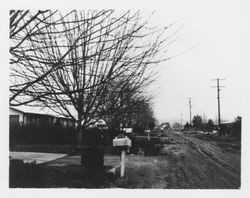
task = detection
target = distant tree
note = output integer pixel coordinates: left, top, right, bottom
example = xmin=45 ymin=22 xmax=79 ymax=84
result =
xmin=173 ymin=122 xmax=181 ymax=130
xmin=99 ymin=75 xmax=152 ymax=132
xmin=192 ymin=115 xmax=203 ymax=131
xmin=148 ymin=121 xmax=156 ymax=130
xmin=132 ymin=100 xmax=156 ymax=131
xmin=183 ymin=122 xmax=191 ymax=130
xmin=205 ymin=119 xmax=214 ymax=132
xmin=232 ymin=116 xmax=241 ymax=138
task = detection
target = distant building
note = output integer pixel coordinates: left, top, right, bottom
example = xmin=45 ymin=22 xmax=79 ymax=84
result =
xmin=87 ymin=119 xmax=108 ymax=130
xmin=160 ymin=122 xmax=170 ymax=130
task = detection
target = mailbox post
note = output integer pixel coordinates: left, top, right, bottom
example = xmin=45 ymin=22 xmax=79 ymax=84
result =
xmin=113 ymin=135 xmax=131 ymax=177
xmin=120 ymin=149 xmax=126 ymax=177
xmin=145 ymin=129 xmax=151 ymax=141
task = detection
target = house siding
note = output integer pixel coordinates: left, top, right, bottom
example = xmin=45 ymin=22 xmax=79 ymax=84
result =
xmin=9 ymin=108 xmax=24 ymax=125
xmin=9 ymin=107 xmax=75 ymax=128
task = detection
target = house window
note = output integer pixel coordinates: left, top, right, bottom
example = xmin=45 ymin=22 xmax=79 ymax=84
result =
xmin=10 ymin=115 xmax=19 ymax=126
xmin=26 ymin=115 xmax=31 ymax=125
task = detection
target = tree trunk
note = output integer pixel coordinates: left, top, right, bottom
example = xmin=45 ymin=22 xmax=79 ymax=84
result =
xmin=77 ymin=120 xmax=83 ymax=148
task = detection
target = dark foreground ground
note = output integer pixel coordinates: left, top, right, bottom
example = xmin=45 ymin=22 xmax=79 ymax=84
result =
xmin=9 ymin=130 xmax=241 ymax=189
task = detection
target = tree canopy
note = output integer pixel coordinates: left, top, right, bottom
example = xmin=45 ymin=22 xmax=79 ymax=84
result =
xmin=10 ymin=10 xmax=174 ymax=146
xmin=192 ymin=115 xmax=203 ymax=131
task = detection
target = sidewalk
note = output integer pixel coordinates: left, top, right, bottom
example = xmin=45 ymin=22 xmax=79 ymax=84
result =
xmin=10 ymin=151 xmax=121 ymax=168
xmin=44 ymin=154 xmax=121 ymax=168
xmin=9 ymin=151 xmax=67 ymax=164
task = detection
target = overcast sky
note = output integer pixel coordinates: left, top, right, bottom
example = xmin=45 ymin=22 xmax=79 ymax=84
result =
xmin=144 ymin=1 xmax=250 ymax=124
xmin=2 ymin=0 xmax=250 ymax=125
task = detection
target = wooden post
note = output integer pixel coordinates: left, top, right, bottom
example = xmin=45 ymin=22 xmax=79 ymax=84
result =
xmin=120 ymin=150 xmax=126 ymax=177
xmin=113 ymin=136 xmax=131 ymax=178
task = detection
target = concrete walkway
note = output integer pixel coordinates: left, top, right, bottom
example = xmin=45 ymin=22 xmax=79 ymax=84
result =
xmin=9 ymin=151 xmax=67 ymax=164
xmin=45 ymin=154 xmax=121 ymax=167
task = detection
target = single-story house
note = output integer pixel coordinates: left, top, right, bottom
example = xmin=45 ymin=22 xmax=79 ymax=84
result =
xmin=9 ymin=106 xmax=75 ymax=128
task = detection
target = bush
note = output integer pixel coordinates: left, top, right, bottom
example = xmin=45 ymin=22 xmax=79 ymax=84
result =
xmin=220 ymin=124 xmax=231 ymax=135
xmin=9 ymin=159 xmax=42 ymax=187
xmin=130 ymin=136 xmax=163 ymax=155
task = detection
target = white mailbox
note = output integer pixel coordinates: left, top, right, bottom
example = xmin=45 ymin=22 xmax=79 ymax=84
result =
xmin=113 ymin=136 xmax=131 ymax=147
xmin=123 ymin=128 xmax=133 ymax=133
xmin=145 ymin=129 xmax=151 ymax=133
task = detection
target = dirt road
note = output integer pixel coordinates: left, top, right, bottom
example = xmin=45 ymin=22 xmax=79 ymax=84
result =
xmin=116 ymin=131 xmax=241 ymax=189
xmin=9 ymin=131 xmax=240 ymax=188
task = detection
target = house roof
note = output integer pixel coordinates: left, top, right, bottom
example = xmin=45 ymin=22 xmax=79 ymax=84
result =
xmin=9 ymin=106 xmax=24 ymax=114
xmin=9 ymin=106 xmax=67 ymax=118
xmin=10 ymin=106 xmax=106 ymax=123
xmin=10 ymin=106 xmax=53 ymax=116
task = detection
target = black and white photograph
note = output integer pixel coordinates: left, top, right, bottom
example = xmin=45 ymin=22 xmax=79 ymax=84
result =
xmin=1 ymin=0 xmax=250 ymax=194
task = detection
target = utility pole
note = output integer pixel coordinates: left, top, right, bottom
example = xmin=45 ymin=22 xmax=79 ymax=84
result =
xmin=180 ymin=113 xmax=183 ymax=131
xmin=202 ymin=112 xmax=207 ymax=131
xmin=187 ymin=97 xmax=193 ymax=125
xmin=211 ymin=78 xmax=225 ymax=134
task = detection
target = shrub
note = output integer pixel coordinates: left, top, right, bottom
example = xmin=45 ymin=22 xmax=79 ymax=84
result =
xmin=10 ymin=125 xmax=77 ymax=146
xmin=9 ymin=159 xmax=42 ymax=187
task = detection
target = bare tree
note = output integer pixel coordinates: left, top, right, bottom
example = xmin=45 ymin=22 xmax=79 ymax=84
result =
xmin=10 ymin=10 xmax=172 ymax=147
xmin=99 ymin=76 xmax=152 ymax=131
xmin=132 ymin=100 xmax=156 ymax=130
xmin=10 ymin=10 xmax=109 ymax=105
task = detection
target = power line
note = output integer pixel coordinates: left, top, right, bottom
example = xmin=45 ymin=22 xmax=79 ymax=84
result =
xmin=211 ymin=78 xmax=225 ymax=134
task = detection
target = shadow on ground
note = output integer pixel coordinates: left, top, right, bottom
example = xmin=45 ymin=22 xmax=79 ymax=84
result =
xmin=9 ymin=159 xmax=115 ymax=188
